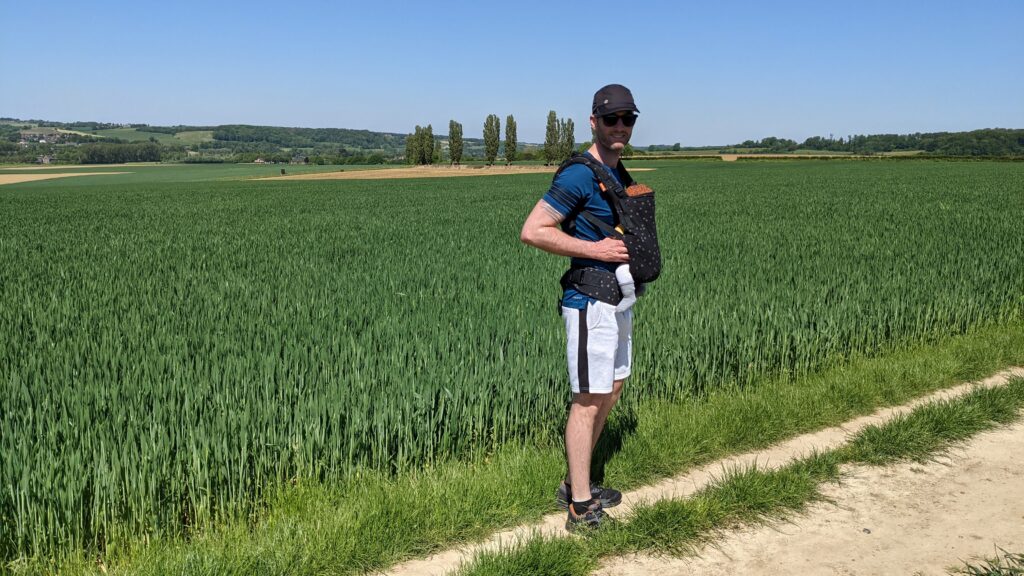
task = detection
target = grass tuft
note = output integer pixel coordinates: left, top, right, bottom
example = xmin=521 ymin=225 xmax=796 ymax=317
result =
xmin=454 ymin=536 xmax=596 ymax=576
xmin=953 ymin=548 xmax=1024 ymax=575
xmin=605 ymin=458 xmax=836 ymax=558
xmin=841 ymin=379 xmax=1024 ymax=465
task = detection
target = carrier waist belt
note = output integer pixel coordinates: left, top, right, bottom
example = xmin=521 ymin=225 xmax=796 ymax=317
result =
xmin=560 ymin=267 xmax=622 ymax=306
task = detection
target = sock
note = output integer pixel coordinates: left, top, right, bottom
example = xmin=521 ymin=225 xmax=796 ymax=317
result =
xmin=615 ymin=264 xmax=636 ymax=312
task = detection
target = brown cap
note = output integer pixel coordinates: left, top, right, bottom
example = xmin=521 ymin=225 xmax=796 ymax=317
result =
xmin=592 ymin=84 xmax=639 ymax=115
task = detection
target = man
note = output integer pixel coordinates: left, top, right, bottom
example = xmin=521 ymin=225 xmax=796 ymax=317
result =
xmin=519 ymin=84 xmax=640 ymax=530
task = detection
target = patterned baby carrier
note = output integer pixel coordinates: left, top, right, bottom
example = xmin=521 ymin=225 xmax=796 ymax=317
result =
xmin=555 ymin=152 xmax=662 ymax=306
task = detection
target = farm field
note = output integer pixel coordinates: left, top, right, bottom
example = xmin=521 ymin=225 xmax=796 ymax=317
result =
xmin=84 ymin=128 xmax=215 ymax=145
xmin=1 ymin=159 xmax=1023 ymax=573
xmin=0 ymin=162 xmax=379 ymax=184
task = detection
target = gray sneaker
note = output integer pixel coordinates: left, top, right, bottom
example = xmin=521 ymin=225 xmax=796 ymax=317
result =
xmin=565 ymin=499 xmax=604 ymax=532
xmin=556 ymin=481 xmax=622 ymax=510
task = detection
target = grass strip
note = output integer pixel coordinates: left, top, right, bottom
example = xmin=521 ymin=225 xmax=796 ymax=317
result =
xmin=33 ymin=323 xmax=1024 ymax=576
xmin=953 ymin=549 xmax=1024 ymax=575
xmin=457 ymin=378 xmax=1024 ymax=575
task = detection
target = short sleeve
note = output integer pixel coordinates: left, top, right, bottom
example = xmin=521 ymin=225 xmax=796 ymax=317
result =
xmin=542 ymin=164 xmax=593 ymax=217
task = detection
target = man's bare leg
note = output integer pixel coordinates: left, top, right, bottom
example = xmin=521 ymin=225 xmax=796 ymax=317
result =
xmin=566 ymin=379 xmax=624 ymax=500
xmin=566 ymin=392 xmax=602 ymax=502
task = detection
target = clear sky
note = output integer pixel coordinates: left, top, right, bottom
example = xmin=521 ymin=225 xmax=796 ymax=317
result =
xmin=2 ymin=0 xmax=1021 ymax=146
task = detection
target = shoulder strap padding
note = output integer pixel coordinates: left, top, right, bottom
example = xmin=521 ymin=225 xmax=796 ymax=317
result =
xmin=554 ymin=153 xmax=627 ymax=195
xmin=553 ymin=152 xmax=640 ymax=235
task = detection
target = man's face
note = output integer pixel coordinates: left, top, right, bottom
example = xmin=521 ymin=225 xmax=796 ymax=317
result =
xmin=591 ymin=111 xmax=636 ymax=152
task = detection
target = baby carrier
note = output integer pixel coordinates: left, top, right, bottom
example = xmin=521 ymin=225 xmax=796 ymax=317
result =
xmin=555 ymin=152 xmax=662 ymax=306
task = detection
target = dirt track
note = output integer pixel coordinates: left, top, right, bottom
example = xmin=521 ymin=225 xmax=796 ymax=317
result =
xmin=0 ymin=172 xmax=129 ymax=185
xmin=255 ymin=165 xmax=558 ymax=181
xmin=0 ymin=163 xmax=157 ymax=170
xmin=598 ymin=419 xmax=1024 ymax=575
xmin=255 ymin=165 xmax=655 ymax=181
xmin=383 ymin=367 xmax=1024 ymax=576
xmin=718 ymin=153 xmax=857 ymax=161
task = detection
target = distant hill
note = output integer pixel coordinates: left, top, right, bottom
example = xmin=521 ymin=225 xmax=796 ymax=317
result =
xmin=716 ymin=129 xmax=1024 ymax=157
xmin=210 ymin=124 xmax=406 ymax=150
xmin=2 ymin=118 xmax=1021 ymax=164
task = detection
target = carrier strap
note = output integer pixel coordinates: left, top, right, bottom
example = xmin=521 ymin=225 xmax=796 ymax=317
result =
xmin=554 ymin=152 xmax=636 ymax=192
xmin=581 ymin=211 xmax=619 ymax=238
xmin=554 ymin=152 xmax=638 ymax=235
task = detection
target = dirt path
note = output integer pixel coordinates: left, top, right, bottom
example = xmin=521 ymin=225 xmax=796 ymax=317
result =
xmin=597 ymin=419 xmax=1024 ymax=576
xmin=382 ymin=367 xmax=1024 ymax=576
xmin=0 ymin=163 xmax=157 ymax=170
xmin=255 ymin=165 xmax=655 ymax=181
xmin=256 ymin=165 xmax=558 ymax=181
xmin=718 ymin=153 xmax=857 ymax=161
xmin=0 ymin=172 xmax=129 ymax=185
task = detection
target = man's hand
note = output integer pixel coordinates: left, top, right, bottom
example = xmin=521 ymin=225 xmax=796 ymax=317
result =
xmin=591 ymin=237 xmax=629 ymax=263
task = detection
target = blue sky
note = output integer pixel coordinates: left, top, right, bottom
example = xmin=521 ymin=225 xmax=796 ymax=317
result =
xmin=1 ymin=0 xmax=1021 ymax=146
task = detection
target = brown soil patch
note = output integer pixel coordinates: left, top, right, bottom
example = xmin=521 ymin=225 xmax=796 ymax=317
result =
xmin=0 ymin=172 xmax=129 ymax=186
xmin=383 ymin=367 xmax=1024 ymax=576
xmin=257 ymin=165 xmax=556 ymax=181
xmin=719 ymin=153 xmax=860 ymax=162
xmin=257 ymin=165 xmax=655 ymax=181
xmin=0 ymin=163 xmax=157 ymax=171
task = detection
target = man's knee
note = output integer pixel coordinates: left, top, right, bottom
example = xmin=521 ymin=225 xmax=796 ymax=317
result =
xmin=573 ymin=385 xmax=622 ymax=415
xmin=572 ymin=392 xmax=605 ymax=411
xmin=605 ymin=379 xmax=624 ymax=404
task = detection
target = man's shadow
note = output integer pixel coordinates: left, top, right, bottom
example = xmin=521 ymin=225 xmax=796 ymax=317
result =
xmin=590 ymin=404 xmax=638 ymax=484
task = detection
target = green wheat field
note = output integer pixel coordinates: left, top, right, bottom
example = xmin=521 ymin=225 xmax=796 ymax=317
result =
xmin=1 ymin=159 xmax=1022 ymax=566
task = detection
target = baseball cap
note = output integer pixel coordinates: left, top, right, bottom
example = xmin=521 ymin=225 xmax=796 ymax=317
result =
xmin=592 ymin=84 xmax=639 ymax=116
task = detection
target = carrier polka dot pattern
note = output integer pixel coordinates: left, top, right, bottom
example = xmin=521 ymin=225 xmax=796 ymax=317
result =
xmin=619 ymin=191 xmax=661 ymax=283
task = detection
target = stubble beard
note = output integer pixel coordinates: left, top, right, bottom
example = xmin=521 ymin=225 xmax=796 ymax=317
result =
xmin=596 ymin=129 xmax=628 ymax=154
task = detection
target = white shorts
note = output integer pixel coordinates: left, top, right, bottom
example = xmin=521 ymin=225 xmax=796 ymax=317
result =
xmin=563 ymin=301 xmax=633 ymax=394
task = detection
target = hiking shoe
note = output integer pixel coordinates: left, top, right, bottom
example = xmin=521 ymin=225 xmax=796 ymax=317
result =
xmin=565 ymin=499 xmax=604 ymax=532
xmin=556 ymin=481 xmax=622 ymax=510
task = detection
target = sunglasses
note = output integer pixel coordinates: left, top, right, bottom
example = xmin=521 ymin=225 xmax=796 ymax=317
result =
xmin=600 ymin=113 xmax=638 ymax=127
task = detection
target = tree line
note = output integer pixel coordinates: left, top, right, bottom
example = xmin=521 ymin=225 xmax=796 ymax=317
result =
xmin=213 ymin=125 xmax=404 ymax=149
xmin=79 ymin=142 xmax=162 ymax=163
xmin=0 ymin=141 xmax=164 ymax=164
xmin=405 ymin=110 xmax=577 ymax=166
xmin=732 ymin=129 xmax=1024 ymax=156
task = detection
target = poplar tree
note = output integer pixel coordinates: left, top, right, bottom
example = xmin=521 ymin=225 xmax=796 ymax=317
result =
xmin=559 ymin=118 xmax=575 ymax=161
xmin=448 ymin=120 xmax=463 ymax=165
xmin=406 ymin=126 xmax=422 ymax=165
xmin=543 ymin=110 xmax=558 ymax=165
xmin=422 ymin=124 xmax=434 ymax=165
xmin=504 ymin=115 xmax=517 ymax=165
xmin=483 ymin=114 xmax=500 ymax=165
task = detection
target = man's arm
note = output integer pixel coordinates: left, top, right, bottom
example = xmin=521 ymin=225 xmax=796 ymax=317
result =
xmin=519 ymin=199 xmax=629 ymax=263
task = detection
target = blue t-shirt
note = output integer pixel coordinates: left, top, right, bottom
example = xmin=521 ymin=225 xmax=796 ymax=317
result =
xmin=542 ymin=153 xmax=623 ymax=309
